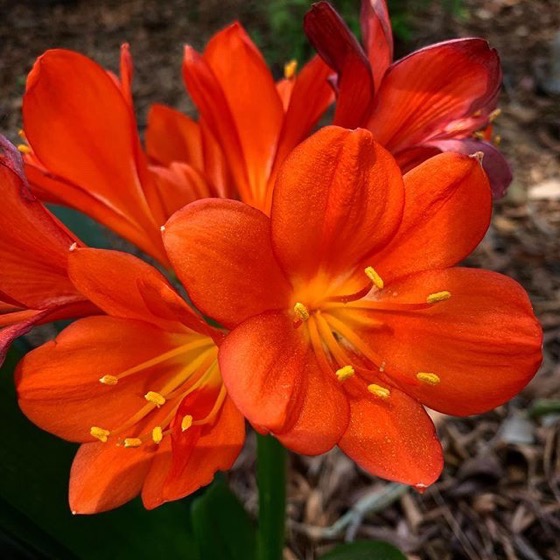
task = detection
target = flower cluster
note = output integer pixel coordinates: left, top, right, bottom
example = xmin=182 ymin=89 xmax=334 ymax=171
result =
xmin=1 ymin=0 xmax=542 ymax=513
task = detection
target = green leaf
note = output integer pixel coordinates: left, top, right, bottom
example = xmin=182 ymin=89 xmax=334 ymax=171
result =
xmin=0 ymin=349 xmax=200 ymax=559
xmin=192 ymin=478 xmax=256 ymax=560
xmin=320 ymin=540 xmax=407 ymax=560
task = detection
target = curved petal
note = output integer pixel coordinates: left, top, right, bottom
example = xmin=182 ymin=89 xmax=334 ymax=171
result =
xmin=424 ymin=138 xmax=512 ymax=199
xmin=367 ymin=39 xmax=501 ymax=153
xmin=23 ymin=49 xmax=166 ymax=263
xmin=146 ymin=104 xmax=204 ymax=169
xmin=359 ymin=268 xmax=542 ymax=416
xmin=147 ymin=396 xmax=245 ymax=508
xmin=361 ymin=0 xmax=393 ymax=89
xmin=373 ymin=152 xmax=492 ymax=282
xmin=272 ymin=127 xmax=404 ymax=284
xmin=203 ymin=23 xmax=284 ymax=207
xmin=163 ymin=200 xmax=292 ymax=328
xmin=219 ymin=312 xmax=349 ymax=454
xmin=0 ymin=136 xmax=81 ymax=309
xmin=69 ymin=441 xmax=154 ymax=514
xmin=340 ymin=389 xmax=442 ymax=487
xmin=304 ymin=2 xmax=374 ymax=128
xmin=68 ymin=248 xmax=203 ymax=333
xmin=16 ymin=316 xmax=187 ymax=442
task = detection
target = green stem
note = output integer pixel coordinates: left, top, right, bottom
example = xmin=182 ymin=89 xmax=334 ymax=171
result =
xmin=256 ymin=434 xmax=287 ymax=560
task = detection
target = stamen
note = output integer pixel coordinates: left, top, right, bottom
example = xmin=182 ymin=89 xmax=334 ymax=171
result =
xmin=90 ymin=426 xmax=110 ymax=443
xmin=160 ymin=225 xmax=166 ymax=233
xmin=69 ymin=242 xmax=77 ymax=252
xmin=123 ymin=438 xmax=143 ymax=448
xmin=426 ymin=291 xmax=451 ymax=304
xmin=181 ymin=414 xmax=193 ymax=432
xmin=489 ymin=108 xmax=501 ymax=122
xmin=416 ymin=372 xmax=440 ymax=386
xmin=145 ymin=391 xmax=166 ymax=407
xmin=364 ymin=266 xmax=384 ymax=289
xmin=336 ymin=365 xmax=355 ymax=382
xmin=152 ymin=426 xmax=163 ymax=444
xmin=293 ymin=302 xmax=310 ymax=322
xmin=17 ymin=144 xmax=31 ymax=154
xmin=99 ymin=375 xmax=118 ymax=386
xmin=284 ymin=59 xmax=297 ymax=79
xmin=367 ymin=384 xmax=391 ymax=399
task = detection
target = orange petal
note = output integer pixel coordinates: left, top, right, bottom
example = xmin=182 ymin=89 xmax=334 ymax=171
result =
xmin=203 ymin=23 xmax=284 ymax=208
xmin=373 ymin=152 xmax=492 ymax=282
xmin=339 ymin=389 xmax=442 ymax=487
xmin=23 ymin=49 xmax=166 ymax=263
xmin=16 ymin=316 xmax=186 ymax=441
xmin=271 ymin=127 xmax=404 ymax=284
xmin=304 ymin=2 xmax=374 ymax=128
xmin=362 ymin=268 xmax=542 ymax=415
xmin=367 ymin=39 xmax=501 ymax=152
xmin=67 ymin=248 xmax=205 ymax=333
xmin=360 ymin=0 xmax=393 ymax=90
xmin=146 ymin=104 xmax=204 ymax=170
xmin=69 ymin=441 xmax=154 ymax=514
xmin=146 ymin=396 xmax=245 ymax=508
xmin=163 ymin=200 xmax=291 ymax=328
xmin=219 ymin=312 xmax=349 ymax=453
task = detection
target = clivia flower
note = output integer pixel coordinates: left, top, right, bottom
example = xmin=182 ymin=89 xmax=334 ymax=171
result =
xmin=0 ymin=136 xmax=95 ymax=365
xmin=16 ymin=248 xmax=245 ymax=512
xmin=162 ymin=126 xmax=542 ymax=486
xmin=149 ymin=21 xmax=334 ymax=214
xmin=304 ymin=0 xmax=512 ymax=197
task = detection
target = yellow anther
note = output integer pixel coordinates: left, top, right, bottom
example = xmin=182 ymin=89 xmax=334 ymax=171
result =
xmin=152 ymin=426 xmax=163 ymax=444
xmin=364 ymin=266 xmax=384 ymax=289
xmin=123 ymin=438 xmax=143 ymax=448
xmin=293 ymin=302 xmax=310 ymax=322
xmin=181 ymin=414 xmax=193 ymax=432
xmin=284 ymin=59 xmax=297 ymax=79
xmin=17 ymin=144 xmax=31 ymax=154
xmin=18 ymin=129 xmax=26 ymax=140
xmin=426 ymin=291 xmax=451 ymax=304
xmin=494 ymin=135 xmax=501 ymax=146
xmin=99 ymin=374 xmax=118 ymax=386
xmin=90 ymin=426 xmax=110 ymax=443
xmin=416 ymin=372 xmax=441 ymax=386
xmin=336 ymin=365 xmax=355 ymax=382
xmin=367 ymin=383 xmax=391 ymax=400
xmin=145 ymin=391 xmax=166 ymax=407
xmin=489 ymin=108 xmax=501 ymax=122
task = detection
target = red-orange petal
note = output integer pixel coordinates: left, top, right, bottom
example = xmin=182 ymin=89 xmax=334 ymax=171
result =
xmin=304 ymin=2 xmax=374 ymax=128
xmin=360 ymin=268 xmax=542 ymax=415
xmin=271 ymin=127 xmax=404 ymax=284
xmin=69 ymin=441 xmax=154 ymax=514
xmin=360 ymin=0 xmax=393 ymax=90
xmin=340 ymin=389 xmax=442 ymax=487
xmin=16 ymin=316 xmax=186 ymax=442
xmin=163 ymin=200 xmax=292 ymax=328
xmin=373 ymin=152 xmax=492 ymax=282
xmin=145 ymin=104 xmax=204 ymax=170
xmin=203 ymin=23 xmax=284 ymax=208
xmin=68 ymin=248 xmax=203 ymax=333
xmin=367 ymin=39 xmax=501 ymax=153
xmin=219 ymin=312 xmax=349 ymax=454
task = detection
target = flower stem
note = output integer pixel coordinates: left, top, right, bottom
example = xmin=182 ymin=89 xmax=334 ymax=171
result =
xmin=256 ymin=434 xmax=287 ymax=560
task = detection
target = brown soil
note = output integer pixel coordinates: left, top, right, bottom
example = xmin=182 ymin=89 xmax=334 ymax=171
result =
xmin=1 ymin=0 xmax=559 ymax=558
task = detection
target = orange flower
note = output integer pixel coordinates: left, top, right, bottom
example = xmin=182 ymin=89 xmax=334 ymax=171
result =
xmin=16 ymin=248 xmax=245 ymax=512
xmin=0 ymin=136 xmax=95 ymax=364
xmin=21 ymin=45 xmax=213 ymax=266
xmin=148 ymin=21 xmax=334 ymax=214
xmin=162 ymin=127 xmax=542 ymax=486
xmin=304 ymin=1 xmax=511 ymax=197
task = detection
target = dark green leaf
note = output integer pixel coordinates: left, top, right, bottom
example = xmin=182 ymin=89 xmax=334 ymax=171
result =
xmin=192 ymin=478 xmax=256 ymax=560
xmin=320 ymin=540 xmax=407 ymax=560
